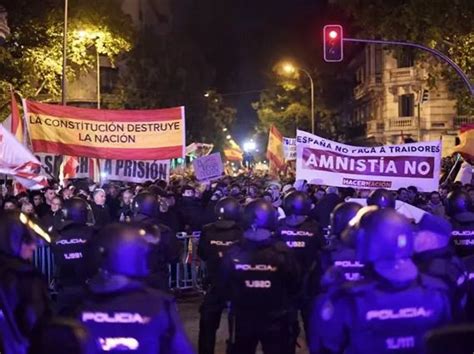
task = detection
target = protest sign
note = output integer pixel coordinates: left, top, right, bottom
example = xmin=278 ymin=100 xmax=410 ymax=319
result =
xmin=296 ymin=130 xmax=441 ymax=191
xmin=193 ymin=153 xmax=223 ymax=181
xmin=26 ymin=100 xmax=185 ymax=160
xmin=35 ymin=154 xmax=169 ymax=182
xmin=100 ymin=159 xmax=169 ymax=183
xmin=283 ymin=137 xmax=296 ymax=161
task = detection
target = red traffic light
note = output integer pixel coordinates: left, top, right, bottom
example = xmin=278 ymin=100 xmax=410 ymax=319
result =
xmin=323 ymin=25 xmax=343 ymax=62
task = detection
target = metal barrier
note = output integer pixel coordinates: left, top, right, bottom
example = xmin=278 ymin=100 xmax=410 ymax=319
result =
xmin=33 ymin=246 xmax=55 ymax=289
xmin=172 ymin=232 xmax=206 ymax=292
xmin=32 ymin=232 xmax=207 ymax=293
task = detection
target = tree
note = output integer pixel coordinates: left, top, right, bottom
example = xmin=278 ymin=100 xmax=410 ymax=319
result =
xmin=339 ymin=0 xmax=473 ymax=114
xmin=116 ymin=28 xmax=236 ymax=149
xmin=253 ymin=64 xmax=347 ymax=140
xmin=0 ymin=0 xmax=132 ymax=113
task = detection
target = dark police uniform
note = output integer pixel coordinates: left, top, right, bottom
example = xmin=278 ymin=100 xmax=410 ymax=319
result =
xmin=450 ymin=213 xmax=474 ymax=258
xmin=132 ymin=214 xmax=181 ymax=292
xmin=462 ymin=255 xmax=474 ymax=321
xmin=79 ymin=284 xmax=194 ymax=353
xmin=414 ymin=247 xmax=467 ymax=321
xmin=197 ymin=219 xmax=242 ymax=354
xmin=221 ymin=238 xmax=300 ymax=354
xmin=275 ymin=217 xmax=322 ymax=332
xmin=52 ymin=222 xmax=94 ymax=313
xmin=310 ymin=273 xmax=452 ymax=354
xmin=320 ymin=239 xmax=366 ymax=289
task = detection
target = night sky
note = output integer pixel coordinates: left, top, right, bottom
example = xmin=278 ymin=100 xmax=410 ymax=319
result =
xmin=177 ymin=0 xmax=333 ymax=143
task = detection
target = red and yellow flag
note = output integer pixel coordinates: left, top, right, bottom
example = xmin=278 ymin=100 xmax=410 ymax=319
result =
xmin=266 ymin=125 xmax=284 ymax=169
xmin=452 ymin=124 xmax=474 ymax=160
xmin=223 ymin=138 xmax=243 ymax=161
xmin=25 ymin=100 xmax=185 ymax=160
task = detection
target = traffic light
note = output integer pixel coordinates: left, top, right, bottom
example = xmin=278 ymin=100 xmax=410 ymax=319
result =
xmin=323 ymin=25 xmax=343 ymax=62
xmin=421 ymin=89 xmax=429 ymax=104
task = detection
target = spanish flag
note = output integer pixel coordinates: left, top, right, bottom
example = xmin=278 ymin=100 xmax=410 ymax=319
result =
xmin=223 ymin=138 xmax=243 ymax=161
xmin=452 ymin=125 xmax=474 ymax=160
xmin=266 ymin=125 xmax=285 ymax=169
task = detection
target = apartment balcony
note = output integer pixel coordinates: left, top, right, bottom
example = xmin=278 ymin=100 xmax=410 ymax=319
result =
xmin=388 ymin=117 xmax=417 ymax=130
xmin=388 ymin=67 xmax=417 ymax=84
xmin=454 ymin=116 xmax=474 ymax=128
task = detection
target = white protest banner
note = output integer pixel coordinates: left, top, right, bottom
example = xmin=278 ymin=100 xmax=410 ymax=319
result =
xmin=296 ymin=130 xmax=441 ymax=191
xmin=35 ymin=153 xmax=90 ymax=179
xmin=193 ymin=152 xmax=224 ymax=181
xmin=35 ymin=153 xmax=169 ymax=182
xmin=100 ymin=159 xmax=170 ymax=183
xmin=283 ymin=137 xmax=296 ymax=161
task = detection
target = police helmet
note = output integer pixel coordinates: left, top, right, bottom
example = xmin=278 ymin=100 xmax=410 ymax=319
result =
xmin=283 ymin=191 xmax=311 ymax=216
xmin=133 ymin=192 xmax=158 ymax=218
xmin=242 ymin=199 xmax=278 ymax=230
xmin=352 ymin=207 xmax=414 ymax=263
xmin=446 ymin=190 xmax=472 ymax=216
xmin=94 ymin=223 xmax=150 ymax=277
xmin=215 ymin=197 xmax=241 ymax=221
xmin=62 ymin=197 xmax=89 ymax=224
xmin=367 ymin=188 xmax=396 ymax=209
xmin=330 ymin=202 xmax=362 ymax=237
xmin=0 ymin=211 xmax=50 ymax=257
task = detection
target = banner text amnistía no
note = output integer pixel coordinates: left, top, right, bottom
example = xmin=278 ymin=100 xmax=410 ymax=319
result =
xmin=35 ymin=153 xmax=170 ymax=183
xmin=25 ymin=100 xmax=185 ymax=160
xmin=296 ymin=130 xmax=441 ymax=191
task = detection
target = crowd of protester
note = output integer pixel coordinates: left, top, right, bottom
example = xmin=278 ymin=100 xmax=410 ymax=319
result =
xmin=1 ymin=171 xmax=474 ymax=353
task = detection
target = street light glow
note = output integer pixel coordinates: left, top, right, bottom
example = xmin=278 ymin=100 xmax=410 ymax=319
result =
xmin=243 ymin=141 xmax=256 ymax=152
xmin=204 ymin=92 xmax=210 ymax=97
xmin=329 ymin=30 xmax=338 ymax=39
xmin=282 ymin=63 xmax=296 ymax=74
xmin=77 ymin=30 xmax=87 ymax=39
xmin=226 ymin=135 xmax=232 ymax=140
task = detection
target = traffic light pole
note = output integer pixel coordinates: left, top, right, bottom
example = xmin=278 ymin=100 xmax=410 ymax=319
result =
xmin=343 ymin=38 xmax=474 ymax=96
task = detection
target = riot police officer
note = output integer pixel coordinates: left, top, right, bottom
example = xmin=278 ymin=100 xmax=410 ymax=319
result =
xmin=367 ymin=188 xmax=396 ymax=209
xmin=132 ymin=192 xmax=181 ymax=291
xmin=446 ymin=190 xmax=474 ymax=257
xmin=77 ymin=223 xmax=194 ymax=353
xmin=319 ymin=202 xmax=365 ymax=290
xmin=197 ymin=197 xmax=243 ymax=354
xmin=0 ymin=211 xmax=51 ymax=354
xmin=414 ymin=213 xmax=467 ymax=321
xmin=310 ymin=207 xmax=452 ymax=354
xmin=221 ymin=199 xmax=300 ymax=354
xmin=275 ymin=191 xmax=323 ymax=336
xmin=52 ymin=197 xmax=95 ymax=314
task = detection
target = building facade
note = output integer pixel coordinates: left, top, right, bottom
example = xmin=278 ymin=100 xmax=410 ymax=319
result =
xmin=346 ymin=44 xmax=471 ymax=151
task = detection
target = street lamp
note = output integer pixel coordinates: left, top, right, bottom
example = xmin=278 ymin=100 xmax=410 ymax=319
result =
xmin=280 ymin=62 xmax=315 ymax=134
xmin=243 ymin=141 xmax=256 ymax=152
